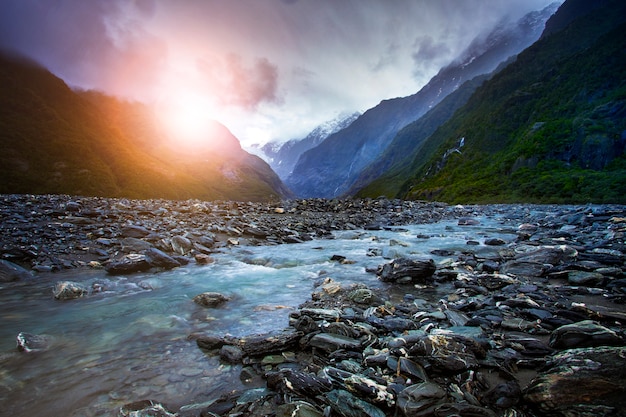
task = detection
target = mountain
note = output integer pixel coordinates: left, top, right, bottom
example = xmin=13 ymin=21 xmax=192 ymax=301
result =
xmin=285 ymin=2 xmax=560 ymax=198
xmin=388 ymin=0 xmax=626 ymax=203
xmin=253 ymin=111 xmax=360 ymax=180
xmin=0 ymin=52 xmax=290 ymax=201
xmin=348 ymin=73 xmax=491 ymax=198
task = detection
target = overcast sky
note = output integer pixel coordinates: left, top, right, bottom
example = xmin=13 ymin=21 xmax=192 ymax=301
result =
xmin=0 ymin=0 xmax=558 ymax=146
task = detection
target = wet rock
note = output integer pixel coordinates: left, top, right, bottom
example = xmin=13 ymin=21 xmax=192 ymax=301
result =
xmin=308 ymin=333 xmax=362 ymax=353
xmin=324 ymin=366 xmax=394 ymax=405
xmin=377 ymin=258 xmax=436 ymax=283
xmin=325 ymin=389 xmax=386 ymax=417
xmin=144 ymin=248 xmax=181 ymax=270
xmin=549 ymin=320 xmax=624 ymax=349
xmin=268 ymin=369 xmax=332 ymax=397
xmin=53 ymin=281 xmax=87 ymax=300
xmin=0 ymin=259 xmax=33 ymax=282
xmin=276 ymin=401 xmax=324 ymax=417
xmin=524 ymin=346 xmax=626 ymax=416
xmin=16 ymin=332 xmax=50 ymax=352
xmin=397 ymin=382 xmax=447 ymax=417
xmin=567 ymin=271 xmax=605 ymax=286
xmin=105 ymin=254 xmax=151 ymax=275
xmin=119 ymin=400 xmax=176 ymax=417
xmin=220 ymin=345 xmax=244 ymax=363
xmin=408 ymin=334 xmax=479 ymax=373
xmin=484 ymin=238 xmax=506 ymax=246
xmin=224 ymin=329 xmax=303 ymax=356
xmin=458 ymin=218 xmax=480 ymax=226
xmin=193 ymin=292 xmax=230 ymax=308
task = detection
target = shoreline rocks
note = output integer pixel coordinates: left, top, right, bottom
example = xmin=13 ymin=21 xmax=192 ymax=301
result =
xmin=0 ymin=194 xmax=624 ymax=416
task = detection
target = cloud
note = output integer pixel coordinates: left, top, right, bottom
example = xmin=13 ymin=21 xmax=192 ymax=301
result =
xmin=0 ymin=0 xmax=560 ymax=144
xmin=411 ymin=35 xmax=452 ymax=78
xmin=196 ymin=54 xmax=280 ymax=110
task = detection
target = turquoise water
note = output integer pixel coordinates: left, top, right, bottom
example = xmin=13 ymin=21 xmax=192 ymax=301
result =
xmin=0 ymin=217 xmax=517 ymax=416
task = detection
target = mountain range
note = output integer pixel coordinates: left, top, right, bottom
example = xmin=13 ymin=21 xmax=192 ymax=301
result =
xmin=284 ymin=2 xmax=561 ymax=198
xmin=371 ymin=0 xmax=626 ymax=203
xmin=250 ymin=111 xmax=360 ymax=180
xmin=1 ymin=0 xmax=624 ymax=204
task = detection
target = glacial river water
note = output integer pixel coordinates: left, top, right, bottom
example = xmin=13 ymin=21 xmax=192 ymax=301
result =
xmin=0 ymin=216 xmax=519 ymax=416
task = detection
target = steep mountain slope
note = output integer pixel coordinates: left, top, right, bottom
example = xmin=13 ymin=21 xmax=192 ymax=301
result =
xmin=349 ymin=73 xmax=490 ymax=198
xmin=395 ymin=0 xmax=626 ymax=203
xmin=253 ymin=112 xmax=360 ymax=180
xmin=286 ymin=2 xmax=560 ymax=198
xmin=0 ymin=53 xmax=289 ymax=201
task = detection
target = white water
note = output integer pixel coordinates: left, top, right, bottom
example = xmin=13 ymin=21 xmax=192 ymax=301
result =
xmin=0 ymin=216 xmax=518 ymax=416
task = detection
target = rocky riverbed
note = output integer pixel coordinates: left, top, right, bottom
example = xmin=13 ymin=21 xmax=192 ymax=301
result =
xmin=1 ymin=194 xmax=625 ymax=417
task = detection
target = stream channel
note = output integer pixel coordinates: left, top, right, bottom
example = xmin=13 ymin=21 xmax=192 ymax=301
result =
xmin=0 ymin=215 xmax=519 ymax=416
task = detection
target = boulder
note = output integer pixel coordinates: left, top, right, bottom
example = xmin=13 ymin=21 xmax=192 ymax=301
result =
xmin=53 ymin=281 xmax=87 ymax=300
xmin=192 ymin=292 xmax=230 ymax=308
xmin=144 ymin=248 xmax=181 ymax=269
xmin=377 ymin=258 xmax=436 ymax=283
xmin=397 ymin=382 xmax=447 ymax=417
xmin=308 ymin=333 xmax=362 ymax=353
xmin=549 ymin=320 xmax=624 ymax=349
xmin=524 ymin=346 xmax=626 ymax=416
xmin=105 ymin=254 xmax=151 ymax=275
xmin=325 ymin=389 xmax=385 ymax=417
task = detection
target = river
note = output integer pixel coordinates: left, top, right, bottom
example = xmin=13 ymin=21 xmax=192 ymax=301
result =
xmin=0 ymin=215 xmax=519 ymax=416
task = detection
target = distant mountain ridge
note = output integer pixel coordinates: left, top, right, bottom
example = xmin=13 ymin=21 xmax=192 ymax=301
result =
xmin=0 ymin=52 xmax=290 ymax=201
xmin=253 ymin=111 xmax=360 ymax=180
xmin=285 ymin=2 xmax=560 ymax=198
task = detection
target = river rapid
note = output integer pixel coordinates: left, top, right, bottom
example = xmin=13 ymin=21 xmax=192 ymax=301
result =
xmin=0 ymin=215 xmax=519 ymax=417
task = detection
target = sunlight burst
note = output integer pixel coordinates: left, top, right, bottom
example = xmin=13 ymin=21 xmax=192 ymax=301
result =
xmin=161 ymin=91 xmax=218 ymax=146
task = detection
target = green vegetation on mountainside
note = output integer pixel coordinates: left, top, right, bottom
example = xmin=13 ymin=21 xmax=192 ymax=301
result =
xmin=0 ymin=54 xmax=286 ymax=201
xmin=383 ymin=2 xmax=626 ymax=204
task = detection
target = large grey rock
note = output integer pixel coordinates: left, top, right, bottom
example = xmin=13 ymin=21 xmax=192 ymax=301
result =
xmin=549 ymin=320 xmax=624 ymax=349
xmin=144 ymin=248 xmax=181 ymax=269
xmin=397 ymin=382 xmax=447 ymax=417
xmin=193 ymin=292 xmax=230 ymax=308
xmin=105 ymin=254 xmax=151 ymax=275
xmin=308 ymin=333 xmax=362 ymax=353
xmin=377 ymin=258 xmax=436 ymax=283
xmin=524 ymin=346 xmax=626 ymax=416
xmin=53 ymin=281 xmax=87 ymax=300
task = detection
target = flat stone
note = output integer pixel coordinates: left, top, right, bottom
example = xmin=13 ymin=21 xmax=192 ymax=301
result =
xmin=308 ymin=333 xmax=362 ymax=352
xmin=549 ymin=320 xmax=624 ymax=349
xmin=524 ymin=346 xmax=626 ymax=416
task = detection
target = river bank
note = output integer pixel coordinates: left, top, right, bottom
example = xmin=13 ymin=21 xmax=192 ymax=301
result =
xmin=1 ymin=194 xmax=625 ymax=416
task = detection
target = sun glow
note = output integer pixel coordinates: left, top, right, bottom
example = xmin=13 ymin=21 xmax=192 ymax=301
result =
xmin=160 ymin=90 xmax=220 ymax=146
